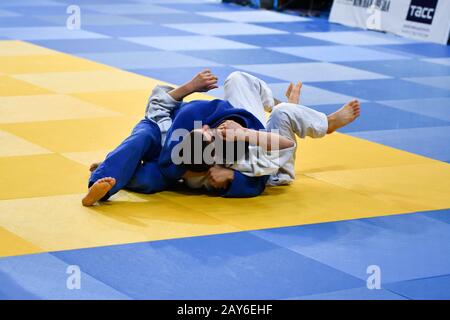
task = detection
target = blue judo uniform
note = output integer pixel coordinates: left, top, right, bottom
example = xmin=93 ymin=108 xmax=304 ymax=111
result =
xmin=89 ymin=98 xmax=269 ymax=199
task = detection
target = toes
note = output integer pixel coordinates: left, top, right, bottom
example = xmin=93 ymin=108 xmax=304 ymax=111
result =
xmin=93 ymin=177 xmax=115 ymax=188
xmin=285 ymin=83 xmax=294 ymax=98
xmin=345 ymin=100 xmax=358 ymax=108
xmin=107 ymin=177 xmax=116 ymax=186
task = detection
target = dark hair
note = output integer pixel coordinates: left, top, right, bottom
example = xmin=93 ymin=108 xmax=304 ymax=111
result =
xmin=179 ymin=130 xmax=250 ymax=172
xmin=215 ymin=140 xmax=248 ymax=166
xmin=180 ymin=130 xmax=213 ymax=172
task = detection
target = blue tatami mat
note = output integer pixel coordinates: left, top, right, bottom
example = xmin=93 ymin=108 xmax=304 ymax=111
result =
xmin=1 ymin=210 xmax=449 ymax=300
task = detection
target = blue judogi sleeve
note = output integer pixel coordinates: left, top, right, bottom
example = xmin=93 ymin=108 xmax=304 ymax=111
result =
xmin=220 ymin=171 xmax=269 ymax=198
xmin=158 ymin=99 xmax=269 ymax=198
xmin=158 ymin=100 xmax=217 ymax=180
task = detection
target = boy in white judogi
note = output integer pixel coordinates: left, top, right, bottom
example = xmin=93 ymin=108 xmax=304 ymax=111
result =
xmin=145 ymin=70 xmax=360 ymax=190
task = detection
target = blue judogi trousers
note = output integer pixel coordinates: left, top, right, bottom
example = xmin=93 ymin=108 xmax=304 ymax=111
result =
xmin=88 ymin=119 xmax=171 ymax=200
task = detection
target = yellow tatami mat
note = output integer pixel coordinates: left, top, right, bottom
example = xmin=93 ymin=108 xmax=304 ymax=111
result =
xmin=1 ymin=40 xmax=449 ymax=257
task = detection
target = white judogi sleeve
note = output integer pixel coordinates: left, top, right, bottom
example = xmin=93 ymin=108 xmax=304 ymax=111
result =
xmin=229 ymin=144 xmax=296 ymax=177
xmin=145 ymin=85 xmax=181 ymax=145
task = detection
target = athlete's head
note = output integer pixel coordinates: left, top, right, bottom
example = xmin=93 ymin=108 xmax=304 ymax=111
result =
xmin=179 ymin=125 xmax=247 ymax=172
xmin=180 ymin=125 xmax=214 ymax=172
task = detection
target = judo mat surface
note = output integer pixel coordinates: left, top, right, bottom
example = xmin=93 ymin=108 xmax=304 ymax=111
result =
xmin=0 ymin=0 xmax=450 ymax=299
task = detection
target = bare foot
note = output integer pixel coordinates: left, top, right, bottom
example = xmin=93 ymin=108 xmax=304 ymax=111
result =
xmin=82 ymin=177 xmax=116 ymax=207
xmin=327 ymin=100 xmax=360 ymax=134
xmin=285 ymin=83 xmax=294 ymax=100
xmin=89 ymin=162 xmax=101 ymax=172
xmin=286 ymin=82 xmax=302 ymax=104
xmin=272 ymin=82 xmax=303 ymax=108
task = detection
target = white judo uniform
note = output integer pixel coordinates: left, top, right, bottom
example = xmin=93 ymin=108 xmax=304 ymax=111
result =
xmin=145 ymin=71 xmax=329 ymax=189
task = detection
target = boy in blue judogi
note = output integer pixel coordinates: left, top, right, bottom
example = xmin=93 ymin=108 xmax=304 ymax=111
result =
xmin=82 ymin=70 xmax=274 ymax=205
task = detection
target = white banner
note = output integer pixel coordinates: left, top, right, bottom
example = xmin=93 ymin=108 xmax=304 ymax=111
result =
xmin=329 ymin=0 xmax=450 ymax=44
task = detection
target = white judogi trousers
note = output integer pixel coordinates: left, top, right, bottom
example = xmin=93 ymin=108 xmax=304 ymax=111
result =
xmin=224 ymin=71 xmax=329 ymax=185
